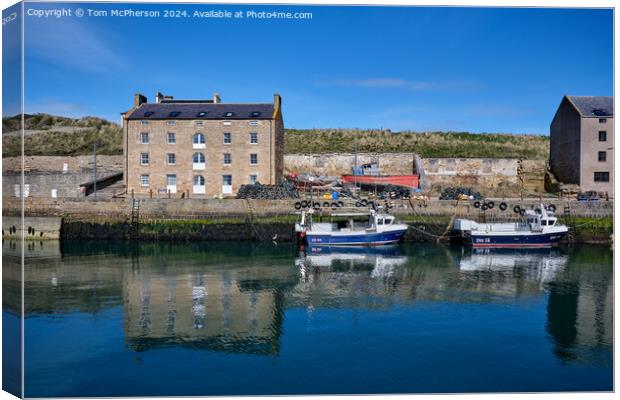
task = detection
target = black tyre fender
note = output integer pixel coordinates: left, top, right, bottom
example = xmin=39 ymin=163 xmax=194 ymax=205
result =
xmin=294 ymin=202 xmax=302 ymax=210
xmin=486 ymin=201 xmax=495 ymax=209
xmin=360 ymin=199 xmax=368 ymax=206
xmin=535 ymin=208 xmax=542 ymax=214
xmin=513 ymin=205 xmax=521 ymax=214
xmin=519 ymin=209 xmax=526 ymax=216
xmin=547 ymin=204 xmax=557 ymax=212
xmin=300 ymin=200 xmax=308 ymax=208
xmin=312 ymin=202 xmax=320 ymax=209
xmin=473 ymin=201 xmax=481 ymax=209
xmin=323 ymin=201 xmax=330 ymax=208
xmin=481 ymin=203 xmax=489 ymax=211
xmin=331 ymin=202 xmax=338 ymax=208
xmin=499 ymin=202 xmax=508 ymax=211
xmin=355 ymin=201 xmax=362 ymax=208
xmin=337 ymin=201 xmax=344 ymax=208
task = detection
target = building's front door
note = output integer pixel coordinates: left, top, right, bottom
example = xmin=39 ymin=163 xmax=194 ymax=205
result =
xmin=222 ymin=175 xmax=232 ymax=195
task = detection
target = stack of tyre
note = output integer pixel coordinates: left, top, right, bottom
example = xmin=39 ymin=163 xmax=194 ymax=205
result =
xmin=294 ymin=199 xmax=345 ymax=210
xmin=473 ymin=201 xmax=557 ymax=215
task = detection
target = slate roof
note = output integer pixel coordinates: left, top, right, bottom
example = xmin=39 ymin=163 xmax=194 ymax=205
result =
xmin=126 ymin=102 xmax=275 ymax=120
xmin=567 ymin=96 xmax=614 ymax=117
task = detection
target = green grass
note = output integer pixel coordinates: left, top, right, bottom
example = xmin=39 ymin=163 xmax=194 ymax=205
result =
xmin=3 ymin=114 xmax=122 ymax=157
xmin=3 ymin=113 xmax=550 ymax=159
xmin=284 ymin=129 xmax=550 ymax=159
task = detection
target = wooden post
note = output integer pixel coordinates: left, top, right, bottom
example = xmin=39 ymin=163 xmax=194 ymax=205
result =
xmin=150 ymin=189 xmax=153 ymax=198
xmin=131 ymin=189 xmax=134 ymax=199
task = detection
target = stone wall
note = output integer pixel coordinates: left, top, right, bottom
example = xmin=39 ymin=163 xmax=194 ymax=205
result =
xmin=284 ymin=153 xmax=416 ymax=176
xmin=421 ymin=158 xmax=546 ymax=196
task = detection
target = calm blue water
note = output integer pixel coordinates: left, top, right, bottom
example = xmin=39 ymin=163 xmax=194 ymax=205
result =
xmin=3 ymin=241 xmax=613 ymax=397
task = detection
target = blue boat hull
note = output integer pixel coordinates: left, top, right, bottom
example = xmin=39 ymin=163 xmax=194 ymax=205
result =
xmin=469 ymin=231 xmax=567 ymax=248
xmin=305 ymin=228 xmax=408 ymax=246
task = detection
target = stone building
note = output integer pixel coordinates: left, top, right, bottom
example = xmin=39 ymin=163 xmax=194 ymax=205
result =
xmin=550 ymin=96 xmax=614 ymax=197
xmin=122 ymin=92 xmax=284 ymax=197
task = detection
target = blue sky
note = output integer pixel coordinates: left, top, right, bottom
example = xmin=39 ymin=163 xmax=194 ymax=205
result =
xmin=14 ymin=3 xmax=614 ymax=134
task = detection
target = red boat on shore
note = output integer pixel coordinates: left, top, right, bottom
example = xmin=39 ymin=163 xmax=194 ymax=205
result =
xmin=342 ymin=175 xmax=419 ymax=189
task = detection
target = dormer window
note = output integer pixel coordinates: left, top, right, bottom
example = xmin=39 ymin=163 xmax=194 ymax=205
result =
xmin=169 ymin=111 xmax=181 ymax=117
xmin=197 ymin=111 xmax=207 ymax=117
xmin=144 ymin=111 xmax=154 ymax=117
xmin=224 ymin=112 xmax=234 ymax=118
xmin=251 ymin=111 xmax=261 ymax=117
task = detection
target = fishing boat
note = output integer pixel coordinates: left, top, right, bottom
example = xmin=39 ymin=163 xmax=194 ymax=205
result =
xmin=453 ymin=204 xmax=568 ymax=248
xmin=295 ymin=209 xmax=408 ymax=246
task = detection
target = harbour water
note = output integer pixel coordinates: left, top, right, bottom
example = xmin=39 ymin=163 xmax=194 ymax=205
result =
xmin=3 ymin=241 xmax=613 ymax=396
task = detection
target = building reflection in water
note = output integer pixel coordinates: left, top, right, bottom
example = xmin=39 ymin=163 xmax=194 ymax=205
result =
xmin=5 ymin=241 xmax=612 ymax=365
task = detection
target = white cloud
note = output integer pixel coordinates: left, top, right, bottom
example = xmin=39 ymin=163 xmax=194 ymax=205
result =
xmin=324 ymin=78 xmax=480 ymax=92
xmin=26 ymin=18 xmax=125 ymax=74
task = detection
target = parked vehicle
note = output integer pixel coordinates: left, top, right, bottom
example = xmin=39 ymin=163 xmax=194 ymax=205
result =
xmin=577 ymin=191 xmax=600 ymax=201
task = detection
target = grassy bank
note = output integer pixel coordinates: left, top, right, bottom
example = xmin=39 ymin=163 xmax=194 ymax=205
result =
xmin=3 ymin=114 xmax=122 ymax=157
xmin=284 ymin=129 xmax=549 ymax=159
xmin=4 ymin=113 xmax=549 ymax=159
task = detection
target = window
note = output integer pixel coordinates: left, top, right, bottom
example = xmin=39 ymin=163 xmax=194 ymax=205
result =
xmin=223 ymin=153 xmax=232 ymax=165
xmin=599 ymin=118 xmax=607 ymax=123
xmin=250 ymin=154 xmax=258 ymax=165
xmin=222 ymin=175 xmax=232 ymax=186
xmin=144 ymin=112 xmax=154 ymax=118
xmin=167 ymin=132 xmax=176 ymax=144
xmin=194 ymin=175 xmax=205 ymax=186
xmin=541 ymin=220 xmax=547 ymax=226
xmin=141 ymin=120 xmax=149 ymax=125
xmin=224 ymin=112 xmax=234 ymax=118
xmin=167 ymin=121 xmax=176 ymax=126
xmin=140 ymin=132 xmax=149 ymax=144
xmin=594 ymin=172 xmax=610 ymax=182
xmin=167 ymin=153 xmax=176 ymax=165
xmin=169 ymin=111 xmax=181 ymax=118
xmin=249 ymin=121 xmax=258 ymax=126
xmin=140 ymin=153 xmax=149 ymax=165
xmin=196 ymin=121 xmax=204 ymax=127
xmin=251 ymin=112 xmax=261 ymax=117
xmin=167 ymin=174 xmax=177 ymax=186
xmin=599 ymin=131 xmax=607 ymax=141
xmin=249 ymin=174 xmax=258 ymax=184
xmin=193 ymin=133 xmax=205 ymax=144
xmin=598 ymin=151 xmax=607 ymax=162
xmin=250 ymin=132 xmax=258 ymax=144
xmin=223 ymin=132 xmax=231 ymax=144
xmin=193 ymin=133 xmax=206 ymax=149
xmin=193 ymin=152 xmax=205 ymax=163
xmin=193 ymin=152 xmax=205 ymax=170
xmin=193 ymin=175 xmax=206 ymax=194
xmin=197 ymin=112 xmax=207 ymax=118
xmin=140 ymin=174 xmax=150 ymax=187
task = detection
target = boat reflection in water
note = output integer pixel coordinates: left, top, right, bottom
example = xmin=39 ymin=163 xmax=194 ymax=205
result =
xmin=5 ymin=241 xmax=612 ymax=396
xmin=295 ymin=244 xmax=408 ymax=278
xmin=459 ymin=247 xmax=569 ymax=286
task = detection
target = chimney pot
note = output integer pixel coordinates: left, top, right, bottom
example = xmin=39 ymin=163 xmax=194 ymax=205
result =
xmin=155 ymin=92 xmax=164 ymax=104
xmin=213 ymin=93 xmax=221 ymax=104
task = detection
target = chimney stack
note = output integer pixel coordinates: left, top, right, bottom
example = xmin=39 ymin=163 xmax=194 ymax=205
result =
xmin=213 ymin=93 xmax=221 ymax=104
xmin=134 ymin=93 xmax=147 ymax=107
xmin=155 ymin=92 xmax=164 ymax=104
xmin=273 ymin=93 xmax=282 ymax=108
